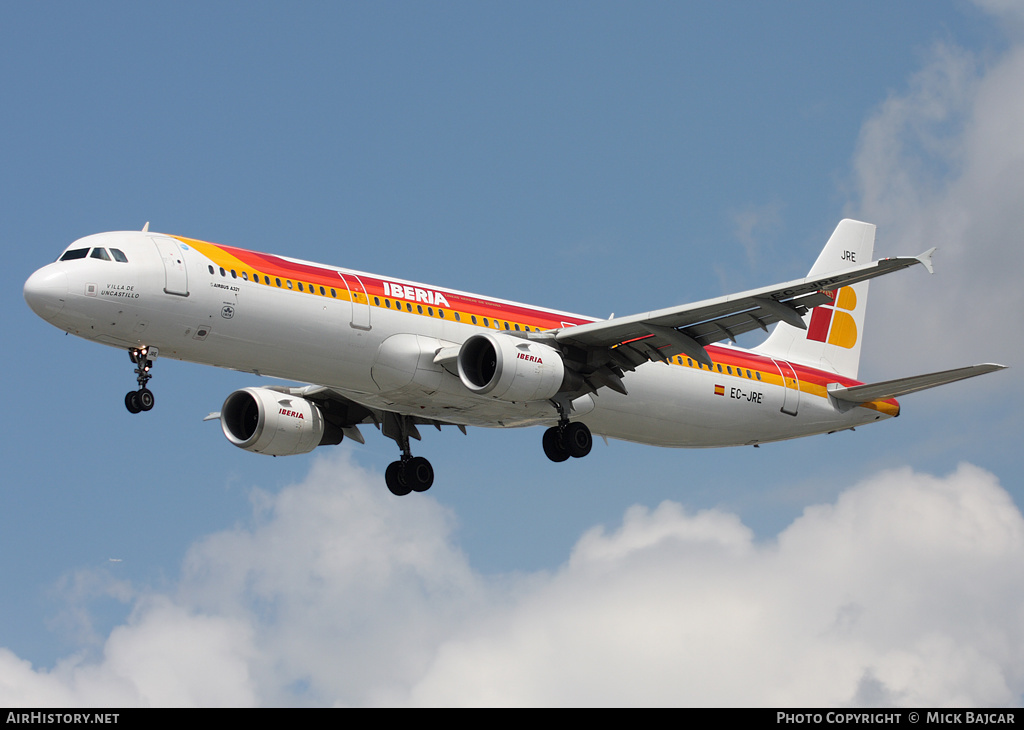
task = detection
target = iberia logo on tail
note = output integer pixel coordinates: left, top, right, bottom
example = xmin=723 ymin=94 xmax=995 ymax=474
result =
xmin=807 ymin=286 xmax=858 ymax=349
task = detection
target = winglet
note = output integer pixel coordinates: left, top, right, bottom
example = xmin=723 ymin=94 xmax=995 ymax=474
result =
xmin=916 ymin=247 xmax=936 ymax=274
xmin=142 ymin=221 xmax=150 ymax=233
xmin=203 ymin=411 xmax=221 ymax=421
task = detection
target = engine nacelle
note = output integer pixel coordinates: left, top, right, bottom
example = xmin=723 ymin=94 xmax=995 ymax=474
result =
xmin=220 ymin=387 xmax=326 ymax=456
xmin=457 ymin=333 xmax=567 ymax=402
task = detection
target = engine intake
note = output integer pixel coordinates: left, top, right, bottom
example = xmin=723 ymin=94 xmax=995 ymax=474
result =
xmin=221 ymin=387 xmax=326 ymax=456
xmin=457 ymin=333 xmax=568 ymax=402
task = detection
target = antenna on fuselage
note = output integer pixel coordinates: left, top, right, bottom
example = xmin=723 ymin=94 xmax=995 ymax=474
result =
xmin=141 ymin=222 xmax=150 ymax=233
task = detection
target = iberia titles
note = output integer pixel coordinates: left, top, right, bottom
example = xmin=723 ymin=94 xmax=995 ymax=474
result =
xmin=381 ymin=281 xmax=450 ymax=308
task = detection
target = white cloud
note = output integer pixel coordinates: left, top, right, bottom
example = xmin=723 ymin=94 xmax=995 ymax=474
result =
xmin=850 ymin=25 xmax=1024 ymax=380
xmin=1 ymin=452 xmax=1021 ymax=707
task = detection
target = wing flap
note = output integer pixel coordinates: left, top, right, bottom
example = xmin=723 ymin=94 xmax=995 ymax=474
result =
xmin=827 ymin=363 xmax=1006 ymax=404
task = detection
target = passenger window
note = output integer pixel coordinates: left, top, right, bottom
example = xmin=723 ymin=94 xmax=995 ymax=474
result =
xmin=330 ymin=288 xmax=336 ymax=298
xmin=208 ymin=265 xmax=215 ymax=275
xmin=298 ymin=282 xmax=304 ymax=292
xmin=275 ymin=278 xmax=281 ymax=287
xmin=231 ymin=270 xmax=237 ymax=279
xmin=90 ymin=248 xmax=111 ymax=261
xmin=110 ymin=248 xmax=128 ymax=263
xmin=242 ymin=272 xmax=248 ymax=281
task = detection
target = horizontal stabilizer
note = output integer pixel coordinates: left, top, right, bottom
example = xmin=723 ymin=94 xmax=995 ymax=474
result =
xmin=827 ymin=363 xmax=1006 ymax=404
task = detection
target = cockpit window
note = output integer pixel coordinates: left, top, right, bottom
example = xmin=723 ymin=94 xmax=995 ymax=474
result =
xmin=90 ymin=248 xmax=111 ymax=261
xmin=59 ymin=248 xmax=89 ymax=261
xmin=110 ymin=248 xmax=128 ymax=263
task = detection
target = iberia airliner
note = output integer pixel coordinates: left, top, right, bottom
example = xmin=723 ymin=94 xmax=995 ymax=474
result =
xmin=24 ymin=220 xmax=1004 ymax=495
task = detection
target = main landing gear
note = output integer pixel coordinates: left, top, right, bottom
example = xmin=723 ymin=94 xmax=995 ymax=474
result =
xmin=124 ymin=347 xmax=157 ymax=414
xmin=385 ymin=456 xmax=434 ymax=497
xmin=542 ymin=420 xmax=593 ymax=462
xmin=382 ymin=413 xmax=434 ymax=496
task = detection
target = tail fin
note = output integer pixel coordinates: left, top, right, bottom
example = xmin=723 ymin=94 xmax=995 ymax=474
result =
xmin=756 ymin=219 xmax=876 ymax=379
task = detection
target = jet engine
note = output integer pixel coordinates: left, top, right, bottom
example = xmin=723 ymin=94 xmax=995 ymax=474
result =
xmin=457 ymin=333 xmax=571 ymax=402
xmin=220 ymin=387 xmax=326 ymax=456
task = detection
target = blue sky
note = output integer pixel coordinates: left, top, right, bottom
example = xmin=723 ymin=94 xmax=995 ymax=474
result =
xmin=2 ymin=1 xmax=1022 ymax=706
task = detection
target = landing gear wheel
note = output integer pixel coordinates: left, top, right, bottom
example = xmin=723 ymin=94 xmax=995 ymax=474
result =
xmin=125 ymin=391 xmax=142 ymax=414
xmin=407 ymin=456 xmax=434 ymax=492
xmin=565 ymin=422 xmax=592 ymax=458
xmin=543 ymin=427 xmax=570 ymax=462
xmin=127 ymin=346 xmax=158 ymax=413
xmin=385 ymin=461 xmax=412 ymax=496
xmin=137 ymin=388 xmax=155 ymax=412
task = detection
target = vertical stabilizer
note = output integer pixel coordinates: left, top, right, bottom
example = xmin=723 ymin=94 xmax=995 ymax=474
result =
xmin=755 ymin=219 xmax=876 ymax=379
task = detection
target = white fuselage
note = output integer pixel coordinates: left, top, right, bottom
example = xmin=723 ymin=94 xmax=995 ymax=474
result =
xmin=24 ymin=231 xmax=896 ymax=449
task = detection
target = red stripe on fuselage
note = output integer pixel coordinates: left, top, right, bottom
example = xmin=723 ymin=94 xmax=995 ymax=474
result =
xmin=189 ymin=238 xmax=894 ymax=407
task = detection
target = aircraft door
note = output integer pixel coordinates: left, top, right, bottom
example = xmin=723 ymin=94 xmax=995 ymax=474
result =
xmin=151 ymin=236 xmax=189 ymax=297
xmin=340 ymin=273 xmax=371 ymax=330
xmin=772 ymin=359 xmax=800 ymax=416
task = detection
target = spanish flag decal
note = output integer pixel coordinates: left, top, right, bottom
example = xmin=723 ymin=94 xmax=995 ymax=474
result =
xmin=714 ymin=384 xmax=725 ymax=396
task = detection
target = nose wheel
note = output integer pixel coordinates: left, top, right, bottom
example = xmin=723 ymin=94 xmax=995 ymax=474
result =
xmin=125 ymin=347 xmax=157 ymax=414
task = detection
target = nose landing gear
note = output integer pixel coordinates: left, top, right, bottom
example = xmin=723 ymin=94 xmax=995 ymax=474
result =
xmin=124 ymin=347 xmax=157 ymax=414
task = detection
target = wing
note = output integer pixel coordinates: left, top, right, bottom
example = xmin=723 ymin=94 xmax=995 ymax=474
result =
xmin=553 ymin=250 xmax=935 ymax=377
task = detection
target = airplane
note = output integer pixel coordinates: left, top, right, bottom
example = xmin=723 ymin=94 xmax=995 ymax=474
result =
xmin=24 ymin=219 xmax=1005 ymax=496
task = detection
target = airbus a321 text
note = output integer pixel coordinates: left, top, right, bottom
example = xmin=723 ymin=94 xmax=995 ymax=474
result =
xmin=24 ymin=220 xmax=1005 ymax=495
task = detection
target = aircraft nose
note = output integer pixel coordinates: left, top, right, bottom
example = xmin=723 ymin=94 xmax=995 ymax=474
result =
xmin=24 ymin=267 xmax=68 ymax=321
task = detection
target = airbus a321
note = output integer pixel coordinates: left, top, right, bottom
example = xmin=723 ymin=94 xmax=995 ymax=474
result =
xmin=24 ymin=220 xmax=1004 ymax=495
